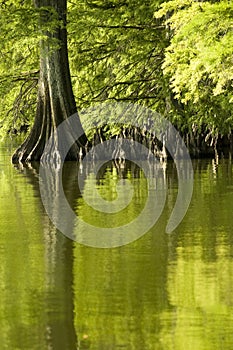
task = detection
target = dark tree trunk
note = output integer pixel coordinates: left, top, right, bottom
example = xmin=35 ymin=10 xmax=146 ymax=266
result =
xmin=12 ymin=0 xmax=88 ymax=163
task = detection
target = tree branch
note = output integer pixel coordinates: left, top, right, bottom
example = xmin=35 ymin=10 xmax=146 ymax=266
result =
xmin=93 ymin=24 xmax=165 ymax=30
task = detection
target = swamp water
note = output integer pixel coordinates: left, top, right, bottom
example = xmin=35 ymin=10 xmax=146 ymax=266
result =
xmin=0 ymin=143 xmax=233 ymax=350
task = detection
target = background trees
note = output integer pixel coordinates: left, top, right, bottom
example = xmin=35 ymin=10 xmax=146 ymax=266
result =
xmin=68 ymin=0 xmax=168 ymax=110
xmin=0 ymin=0 xmax=39 ymax=135
xmin=0 ymin=0 xmax=233 ymax=156
xmin=155 ymin=0 xmax=233 ymax=138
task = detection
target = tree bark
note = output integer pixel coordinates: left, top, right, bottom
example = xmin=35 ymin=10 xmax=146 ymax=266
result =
xmin=12 ymin=0 xmax=88 ymax=163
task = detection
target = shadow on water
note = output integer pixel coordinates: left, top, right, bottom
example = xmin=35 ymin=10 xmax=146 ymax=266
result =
xmin=6 ymin=152 xmax=171 ymax=349
xmin=0 ymin=146 xmax=78 ymax=349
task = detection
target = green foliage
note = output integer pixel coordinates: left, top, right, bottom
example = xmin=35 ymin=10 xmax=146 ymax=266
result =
xmin=1 ymin=0 xmax=233 ymax=145
xmin=0 ymin=1 xmax=36 ymax=136
xmin=68 ymin=0 xmax=168 ymax=112
xmin=155 ymin=0 xmax=233 ymax=135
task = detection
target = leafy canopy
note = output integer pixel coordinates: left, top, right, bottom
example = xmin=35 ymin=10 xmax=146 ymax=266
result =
xmin=156 ymin=0 xmax=233 ymax=102
xmin=155 ymin=0 xmax=233 ymax=134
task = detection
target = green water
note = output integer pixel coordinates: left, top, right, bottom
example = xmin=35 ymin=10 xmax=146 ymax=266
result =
xmin=0 ymin=143 xmax=233 ymax=350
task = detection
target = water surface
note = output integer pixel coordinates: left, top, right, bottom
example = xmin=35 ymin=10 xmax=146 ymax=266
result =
xmin=0 ymin=143 xmax=233 ymax=349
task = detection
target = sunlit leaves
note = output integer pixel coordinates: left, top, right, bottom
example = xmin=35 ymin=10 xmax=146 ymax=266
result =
xmin=156 ymin=1 xmax=233 ymax=103
xmin=154 ymin=0 xmax=233 ymax=135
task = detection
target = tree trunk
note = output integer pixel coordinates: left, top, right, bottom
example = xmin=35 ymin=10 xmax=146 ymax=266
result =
xmin=12 ymin=0 xmax=88 ymax=163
